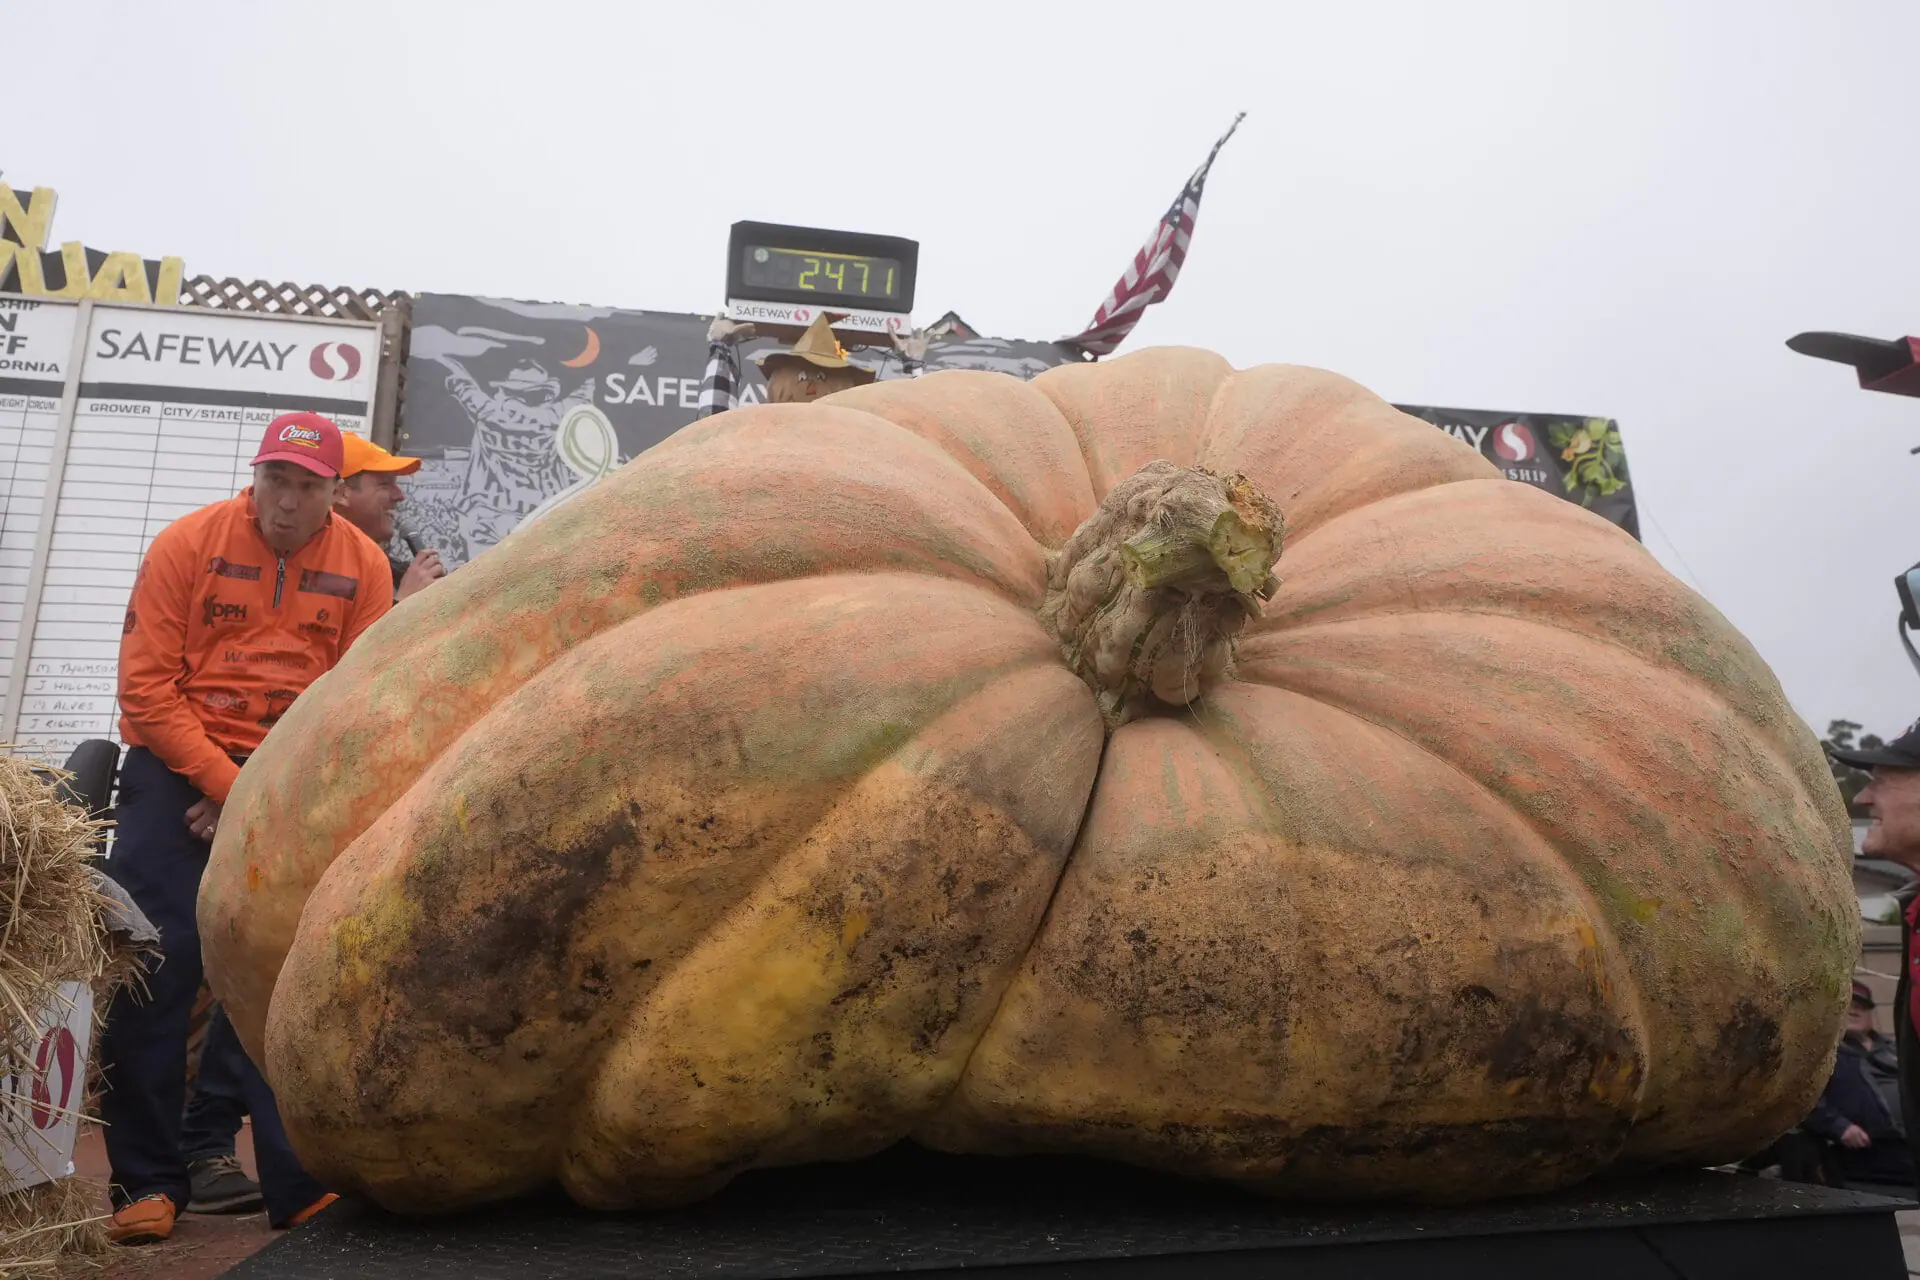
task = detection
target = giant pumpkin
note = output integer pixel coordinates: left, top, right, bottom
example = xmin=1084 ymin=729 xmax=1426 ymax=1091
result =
xmin=199 ymin=347 xmax=1856 ymax=1214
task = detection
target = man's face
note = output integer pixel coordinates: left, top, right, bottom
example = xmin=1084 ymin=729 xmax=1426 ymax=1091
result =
xmin=253 ymin=461 xmax=340 ymax=554
xmin=1847 ymin=1003 xmax=1876 ymax=1040
xmin=336 ymin=471 xmax=405 ymax=543
xmin=1859 ymin=765 xmax=1920 ymax=866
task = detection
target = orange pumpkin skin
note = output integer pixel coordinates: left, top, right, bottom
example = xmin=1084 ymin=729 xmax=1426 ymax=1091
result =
xmin=199 ymin=347 xmax=1856 ymax=1213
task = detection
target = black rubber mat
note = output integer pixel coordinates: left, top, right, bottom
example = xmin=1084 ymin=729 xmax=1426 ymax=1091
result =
xmin=221 ymin=1145 xmax=1914 ymax=1279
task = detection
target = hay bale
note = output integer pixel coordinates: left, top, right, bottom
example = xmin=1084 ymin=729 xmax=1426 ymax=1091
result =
xmin=0 ymin=752 xmax=152 ymax=1275
xmin=0 ymin=1175 xmax=108 ymax=1278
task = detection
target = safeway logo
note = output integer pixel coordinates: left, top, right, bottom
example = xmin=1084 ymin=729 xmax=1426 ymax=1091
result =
xmin=309 ymin=342 xmax=363 ymax=382
xmin=1491 ymin=422 xmax=1537 ymax=463
xmin=29 ymin=1026 xmax=78 ymax=1129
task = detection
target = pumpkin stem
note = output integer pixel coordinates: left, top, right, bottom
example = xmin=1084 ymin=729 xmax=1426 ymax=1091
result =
xmin=1040 ymin=461 xmax=1283 ymax=729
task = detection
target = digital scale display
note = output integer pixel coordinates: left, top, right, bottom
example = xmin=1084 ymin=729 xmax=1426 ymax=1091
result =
xmin=741 ymin=245 xmax=904 ymax=303
xmin=725 ymin=221 xmax=919 ymax=320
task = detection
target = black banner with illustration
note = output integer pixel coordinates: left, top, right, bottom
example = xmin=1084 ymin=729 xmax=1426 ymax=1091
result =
xmin=1393 ymin=405 xmax=1641 ymax=541
xmin=394 ymin=293 xmax=1640 ymax=565
xmin=396 ymin=293 xmax=1088 ymax=566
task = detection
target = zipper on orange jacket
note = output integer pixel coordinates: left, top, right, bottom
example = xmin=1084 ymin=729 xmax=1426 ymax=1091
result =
xmin=273 ymin=556 xmax=286 ymax=610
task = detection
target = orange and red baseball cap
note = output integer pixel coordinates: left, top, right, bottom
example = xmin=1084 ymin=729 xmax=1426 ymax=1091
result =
xmin=252 ymin=412 xmax=345 ymax=477
xmin=339 ymin=432 xmax=422 ymax=478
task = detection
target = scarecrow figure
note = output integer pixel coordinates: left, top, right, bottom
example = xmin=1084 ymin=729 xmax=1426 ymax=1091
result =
xmin=755 ymin=314 xmax=877 ymax=402
xmin=700 ymin=313 xmax=876 ymax=415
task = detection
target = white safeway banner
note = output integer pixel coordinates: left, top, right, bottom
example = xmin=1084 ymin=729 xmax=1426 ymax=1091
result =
xmin=1 ymin=981 xmax=96 ymax=1193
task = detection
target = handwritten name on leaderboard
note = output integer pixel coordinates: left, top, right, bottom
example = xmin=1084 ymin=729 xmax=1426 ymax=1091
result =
xmin=34 ymin=699 xmax=112 ymax=713
xmin=26 ymin=718 xmax=113 ymax=733
xmin=25 ymin=679 xmax=116 ymax=695
xmin=29 ymin=660 xmax=117 ymax=677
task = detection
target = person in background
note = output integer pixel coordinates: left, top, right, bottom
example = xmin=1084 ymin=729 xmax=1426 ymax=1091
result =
xmin=1804 ymin=980 xmax=1914 ymax=1192
xmin=1829 ymin=718 xmax=1920 ymax=1189
xmin=335 ymin=433 xmax=444 ymax=602
xmin=100 ymin=412 xmax=393 ymax=1245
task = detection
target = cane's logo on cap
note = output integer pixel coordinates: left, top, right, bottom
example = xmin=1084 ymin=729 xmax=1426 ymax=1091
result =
xmin=278 ymin=424 xmax=325 ymax=449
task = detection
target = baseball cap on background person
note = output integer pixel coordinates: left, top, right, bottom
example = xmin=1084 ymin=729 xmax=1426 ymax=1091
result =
xmin=1828 ymin=719 xmax=1920 ymax=771
xmin=250 ymin=411 xmax=345 ymax=477
xmin=1854 ymin=979 xmax=1876 ymax=1009
xmin=339 ymin=432 xmax=422 ymax=480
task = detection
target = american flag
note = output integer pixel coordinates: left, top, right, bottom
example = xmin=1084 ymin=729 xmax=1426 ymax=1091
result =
xmin=1062 ymin=113 xmax=1247 ymax=358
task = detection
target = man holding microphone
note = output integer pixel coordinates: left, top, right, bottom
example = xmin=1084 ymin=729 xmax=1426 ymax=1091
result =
xmin=333 ymin=433 xmax=445 ymax=601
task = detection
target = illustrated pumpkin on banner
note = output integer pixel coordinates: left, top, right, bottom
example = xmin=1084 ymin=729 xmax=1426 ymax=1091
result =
xmin=200 ymin=345 xmax=1854 ymax=1216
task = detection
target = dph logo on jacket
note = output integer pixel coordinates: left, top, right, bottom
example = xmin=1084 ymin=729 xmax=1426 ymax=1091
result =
xmin=202 ymin=595 xmax=248 ymax=626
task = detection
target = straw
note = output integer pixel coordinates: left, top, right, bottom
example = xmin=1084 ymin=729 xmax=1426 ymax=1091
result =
xmin=0 ymin=1175 xmax=110 ymax=1278
xmin=0 ymin=751 xmax=150 ymax=1274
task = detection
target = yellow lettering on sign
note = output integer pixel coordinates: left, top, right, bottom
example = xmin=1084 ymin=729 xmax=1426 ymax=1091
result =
xmin=0 ymin=183 xmax=185 ymax=304
xmin=87 ymin=252 xmax=153 ymax=304
xmin=156 ymin=256 xmax=184 ymax=305
xmin=0 ymin=185 xmax=58 ymax=251
xmin=43 ymin=243 xmax=91 ymax=299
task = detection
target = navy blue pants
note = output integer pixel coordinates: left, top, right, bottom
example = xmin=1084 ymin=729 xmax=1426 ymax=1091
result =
xmin=180 ymin=1002 xmax=248 ymax=1164
xmin=97 ymin=746 xmax=327 ymax=1226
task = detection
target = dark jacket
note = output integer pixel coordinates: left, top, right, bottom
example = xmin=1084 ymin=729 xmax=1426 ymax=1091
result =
xmin=1807 ymin=1036 xmax=1905 ymax=1144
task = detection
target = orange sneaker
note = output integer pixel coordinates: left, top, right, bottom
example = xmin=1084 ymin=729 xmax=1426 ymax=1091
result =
xmin=107 ymin=1192 xmax=177 ymax=1245
xmin=284 ymin=1192 xmax=338 ymax=1226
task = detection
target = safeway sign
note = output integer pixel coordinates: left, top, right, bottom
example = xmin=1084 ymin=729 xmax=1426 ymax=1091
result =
xmin=1 ymin=981 xmax=95 ymax=1193
xmin=81 ymin=305 xmax=380 ymax=414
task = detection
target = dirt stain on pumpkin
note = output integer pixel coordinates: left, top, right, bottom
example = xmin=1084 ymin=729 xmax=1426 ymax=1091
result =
xmin=1714 ymin=999 xmax=1783 ymax=1085
xmin=358 ymin=803 xmax=644 ymax=1101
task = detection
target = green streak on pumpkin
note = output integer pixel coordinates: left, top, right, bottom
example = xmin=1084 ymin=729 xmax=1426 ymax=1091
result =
xmin=438 ymin=628 xmax=508 ymax=687
xmin=1271 ymin=584 xmax=1362 ymax=624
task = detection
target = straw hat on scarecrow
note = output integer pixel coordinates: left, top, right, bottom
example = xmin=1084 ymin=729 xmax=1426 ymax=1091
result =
xmin=753 ymin=314 xmax=877 ymax=403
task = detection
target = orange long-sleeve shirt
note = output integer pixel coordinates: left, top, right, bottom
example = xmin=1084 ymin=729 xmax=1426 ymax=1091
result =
xmin=117 ymin=490 xmax=393 ymax=804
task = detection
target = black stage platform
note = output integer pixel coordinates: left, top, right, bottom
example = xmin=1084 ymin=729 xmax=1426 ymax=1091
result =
xmin=222 ymin=1145 xmax=1915 ymax=1279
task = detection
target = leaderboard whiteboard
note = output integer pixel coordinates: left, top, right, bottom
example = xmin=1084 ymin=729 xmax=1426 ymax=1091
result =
xmin=0 ymin=299 xmax=380 ymax=764
xmin=0 ymin=299 xmax=79 ymax=729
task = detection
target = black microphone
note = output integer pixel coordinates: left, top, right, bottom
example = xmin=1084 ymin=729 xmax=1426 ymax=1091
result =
xmin=394 ymin=513 xmax=431 ymax=558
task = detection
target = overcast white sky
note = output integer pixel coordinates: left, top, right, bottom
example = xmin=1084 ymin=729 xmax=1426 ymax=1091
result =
xmin=12 ymin=0 xmax=1919 ymax=737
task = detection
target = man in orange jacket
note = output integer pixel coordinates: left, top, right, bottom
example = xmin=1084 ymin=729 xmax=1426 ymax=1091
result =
xmin=172 ymin=434 xmax=446 ymax=1217
xmin=101 ymin=412 xmax=393 ymax=1246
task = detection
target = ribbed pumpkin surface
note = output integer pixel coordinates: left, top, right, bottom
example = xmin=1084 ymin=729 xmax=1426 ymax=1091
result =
xmin=199 ymin=347 xmax=1856 ymax=1213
